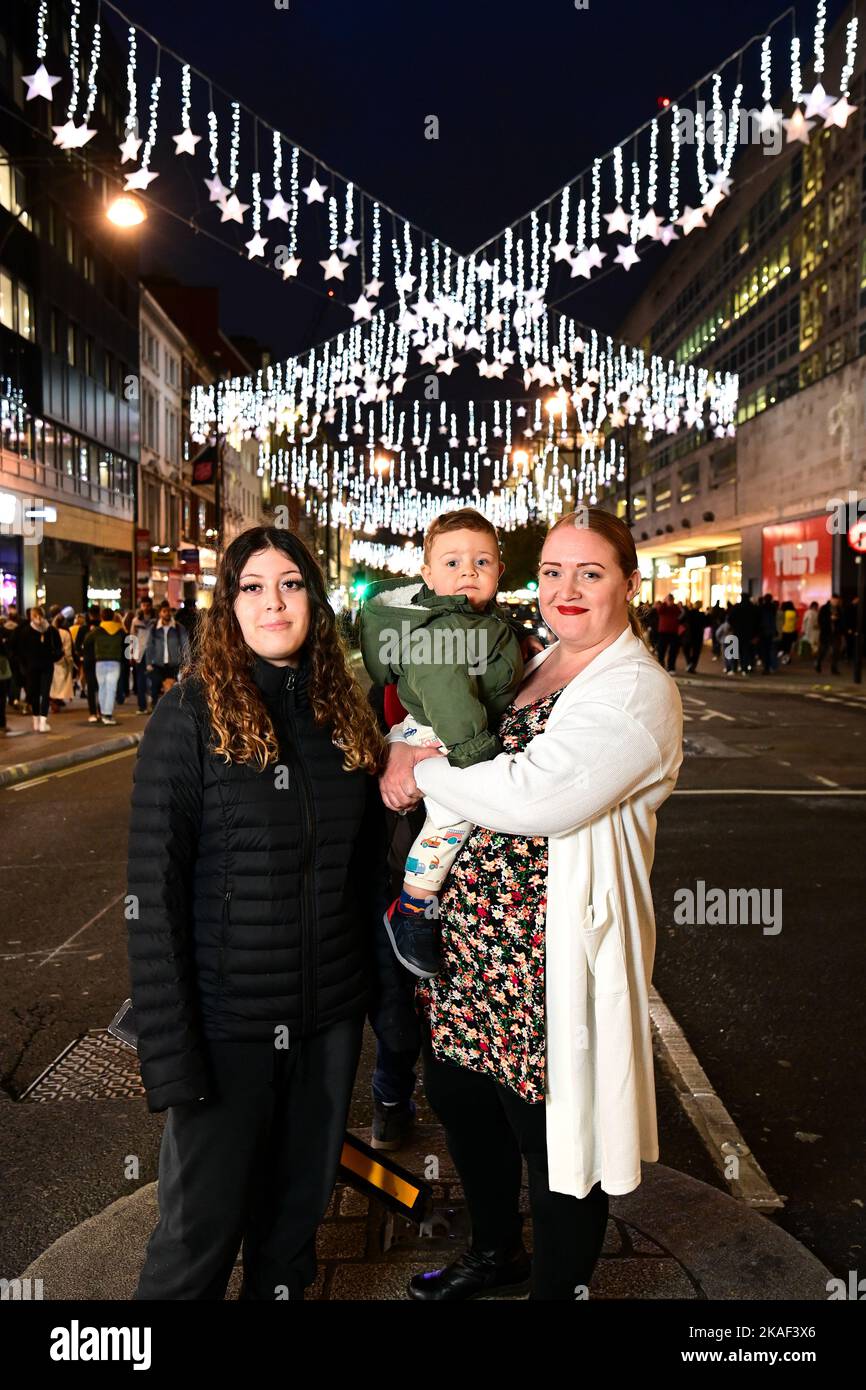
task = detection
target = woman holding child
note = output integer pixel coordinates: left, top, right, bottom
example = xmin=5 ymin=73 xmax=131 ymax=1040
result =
xmin=379 ymin=506 xmax=684 ymax=1302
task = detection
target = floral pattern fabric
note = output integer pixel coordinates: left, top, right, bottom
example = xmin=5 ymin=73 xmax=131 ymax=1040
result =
xmin=416 ymin=685 xmax=567 ymax=1103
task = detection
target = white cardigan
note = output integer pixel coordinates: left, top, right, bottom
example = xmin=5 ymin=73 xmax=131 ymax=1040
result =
xmin=414 ymin=626 xmax=684 ymax=1198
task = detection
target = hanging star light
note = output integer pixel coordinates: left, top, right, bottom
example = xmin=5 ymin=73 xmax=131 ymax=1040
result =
xmin=119 ymin=132 xmax=143 ymax=163
xmin=220 ymin=193 xmax=249 ymax=222
xmin=349 ymin=294 xmax=375 ymax=321
xmin=124 ymin=165 xmax=159 ymax=190
xmin=23 ymin=63 xmax=62 ymax=101
xmin=245 ymin=231 xmax=268 ymax=259
xmin=603 ymin=205 xmax=630 ymax=236
xmin=173 ymin=126 xmax=201 ymax=155
xmin=676 ymin=205 xmax=707 ymax=235
xmin=637 ymin=207 xmax=664 ymax=240
xmin=802 ymin=81 xmax=836 ymax=120
xmin=338 ymin=234 xmax=360 ymax=257
xmin=782 ymin=108 xmax=815 ymax=143
xmin=303 ymin=176 xmax=327 ymax=203
xmin=320 ymin=253 xmax=349 ymax=280
xmin=264 ymin=190 xmax=291 ymax=221
xmin=823 ymin=95 xmax=857 ymax=128
xmin=365 ymin=277 xmax=384 ymax=297
xmin=613 ymin=243 xmax=641 ymax=270
xmin=205 ymin=173 xmax=229 ymax=203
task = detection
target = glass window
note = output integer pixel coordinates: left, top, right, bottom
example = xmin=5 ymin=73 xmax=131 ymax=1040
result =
xmin=0 ymin=269 xmax=12 ymax=329
xmin=61 ymin=431 xmax=74 ymax=476
xmin=16 ymin=283 xmax=34 ymax=340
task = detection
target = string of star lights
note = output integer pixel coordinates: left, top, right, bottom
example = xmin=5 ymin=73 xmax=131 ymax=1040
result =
xmin=24 ymin=1 xmax=860 ymax=313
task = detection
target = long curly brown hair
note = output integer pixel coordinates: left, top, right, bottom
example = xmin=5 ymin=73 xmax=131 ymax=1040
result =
xmin=187 ymin=526 xmax=385 ymax=774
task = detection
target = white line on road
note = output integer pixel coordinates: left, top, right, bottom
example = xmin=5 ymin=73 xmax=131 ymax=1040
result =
xmin=811 ymin=774 xmax=839 ymax=788
xmin=673 ymin=788 xmax=866 ymax=795
xmin=36 ymin=892 xmax=125 ymax=970
xmin=8 ymin=747 xmax=137 ymax=790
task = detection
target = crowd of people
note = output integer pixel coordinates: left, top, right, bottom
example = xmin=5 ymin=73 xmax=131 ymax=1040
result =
xmin=0 ymin=595 xmax=200 ymax=734
xmin=637 ymin=591 xmax=860 ymax=677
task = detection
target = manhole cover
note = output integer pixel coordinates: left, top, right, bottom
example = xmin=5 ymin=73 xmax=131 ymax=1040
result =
xmin=19 ymin=1031 xmax=143 ymax=1102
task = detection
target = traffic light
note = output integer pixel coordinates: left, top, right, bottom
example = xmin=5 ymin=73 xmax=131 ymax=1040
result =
xmin=526 ymin=579 xmax=538 ymax=592
xmin=350 ymin=574 xmax=369 ymax=601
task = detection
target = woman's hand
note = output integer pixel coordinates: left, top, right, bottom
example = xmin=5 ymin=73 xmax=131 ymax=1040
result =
xmin=379 ymin=741 xmax=444 ymax=812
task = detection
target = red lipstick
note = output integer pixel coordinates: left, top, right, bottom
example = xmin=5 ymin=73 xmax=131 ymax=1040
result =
xmin=556 ymin=605 xmax=588 ymax=614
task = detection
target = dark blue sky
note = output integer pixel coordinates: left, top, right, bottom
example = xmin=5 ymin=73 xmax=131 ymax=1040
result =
xmin=113 ymin=0 xmax=843 ymax=358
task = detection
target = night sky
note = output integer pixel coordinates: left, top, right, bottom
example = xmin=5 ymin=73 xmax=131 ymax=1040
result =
xmin=113 ymin=0 xmax=841 ymax=361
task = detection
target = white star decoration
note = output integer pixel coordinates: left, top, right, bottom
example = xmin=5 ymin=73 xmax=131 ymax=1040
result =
xmin=23 ymin=64 xmax=62 ymax=101
xmin=303 ymin=177 xmax=327 ymax=204
xmin=173 ymin=128 xmax=201 ymax=156
xmin=220 ymin=194 xmax=250 ymax=223
xmin=365 ymin=278 xmax=384 ymax=298
xmin=551 ymin=237 xmax=574 ymax=262
xmin=119 ymin=133 xmax=143 ymax=163
xmin=280 ymin=256 xmax=302 ymax=279
xmin=338 ymin=235 xmax=360 ymax=257
xmin=802 ymin=83 xmax=836 ymax=121
xmin=204 ymin=174 xmax=229 ymax=204
xmin=603 ymin=205 xmax=631 ymax=236
xmin=244 ymin=232 xmax=268 ymax=259
xmin=124 ymin=166 xmax=159 ymax=191
xmin=264 ymin=191 xmax=291 ymax=221
xmin=319 ymin=253 xmax=348 ymax=280
xmin=614 ymin=244 xmax=641 ymax=271
xmin=824 ymin=96 xmax=857 ymax=129
xmin=782 ymin=108 xmax=815 ymax=144
xmin=53 ymin=120 xmax=96 ymax=149
xmin=395 ymin=271 xmax=416 ymax=294
xmin=676 ymin=205 xmax=707 ymax=235
xmin=349 ymin=294 xmax=374 ymax=321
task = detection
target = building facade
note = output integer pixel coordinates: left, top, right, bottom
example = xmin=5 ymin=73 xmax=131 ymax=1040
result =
xmin=613 ymin=3 xmax=866 ymax=611
xmin=0 ymin=2 xmax=139 ymax=615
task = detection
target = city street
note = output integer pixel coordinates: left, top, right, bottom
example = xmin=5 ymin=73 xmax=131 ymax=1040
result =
xmin=1 ymin=667 xmax=864 ymax=1286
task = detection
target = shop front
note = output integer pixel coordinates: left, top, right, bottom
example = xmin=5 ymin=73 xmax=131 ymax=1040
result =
xmin=761 ymin=515 xmax=833 ymax=608
xmin=647 ymin=545 xmax=743 ymax=608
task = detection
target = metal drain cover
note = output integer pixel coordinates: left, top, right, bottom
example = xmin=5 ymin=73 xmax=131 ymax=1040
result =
xmin=19 ymin=1031 xmax=143 ymax=1102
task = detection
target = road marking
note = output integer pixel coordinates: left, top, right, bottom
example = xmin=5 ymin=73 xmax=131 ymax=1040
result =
xmin=36 ymin=892 xmax=125 ymax=969
xmin=673 ymin=787 xmax=866 ymax=795
xmin=649 ymin=985 xmax=783 ymax=1211
xmin=7 ymin=747 xmax=137 ymax=790
xmin=811 ymin=774 xmax=839 ymax=788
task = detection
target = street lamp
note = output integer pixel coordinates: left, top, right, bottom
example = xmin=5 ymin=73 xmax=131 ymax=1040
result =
xmin=106 ymin=193 xmax=147 ymax=227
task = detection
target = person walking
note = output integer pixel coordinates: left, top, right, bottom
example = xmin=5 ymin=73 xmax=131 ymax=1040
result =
xmin=800 ymin=600 xmax=820 ymax=657
xmin=779 ymin=601 xmax=798 ymax=664
xmin=84 ymin=608 xmax=125 ymax=725
xmin=127 ymin=525 xmax=388 ymax=1301
xmin=381 ymin=508 xmax=683 ymax=1301
xmin=145 ymin=602 xmax=191 ymax=708
xmin=2 ymin=604 xmax=24 ymax=710
xmin=75 ymin=607 xmax=102 ymax=722
xmin=18 ymin=607 xmax=62 ymax=732
xmin=49 ymin=613 xmax=75 ymax=708
xmin=708 ymin=601 xmax=725 ymax=660
xmin=0 ymin=614 xmax=12 ymax=734
xmin=130 ymin=598 xmax=156 ymax=713
xmin=730 ymin=593 xmax=758 ymax=675
xmin=758 ymin=594 xmax=779 ymax=674
xmin=682 ymin=601 xmax=706 ymax=673
xmin=816 ymin=595 xmax=844 ymax=675
xmin=655 ymin=593 xmax=682 ymax=672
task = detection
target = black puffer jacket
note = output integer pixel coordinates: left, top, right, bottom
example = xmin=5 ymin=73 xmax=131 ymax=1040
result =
xmin=126 ymin=647 xmax=387 ymax=1112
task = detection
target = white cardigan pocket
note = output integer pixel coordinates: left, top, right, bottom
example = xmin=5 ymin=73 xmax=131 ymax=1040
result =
xmin=580 ymin=891 xmax=628 ymax=997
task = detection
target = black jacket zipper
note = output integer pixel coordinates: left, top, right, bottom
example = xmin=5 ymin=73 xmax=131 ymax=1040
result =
xmin=282 ymin=668 xmax=317 ymax=1034
xmin=217 ymin=887 xmax=232 ymax=986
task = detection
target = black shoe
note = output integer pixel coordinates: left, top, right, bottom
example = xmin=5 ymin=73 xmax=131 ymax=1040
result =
xmin=408 ymin=1243 xmax=531 ymax=1301
xmin=383 ymin=901 xmax=441 ymax=979
xmin=371 ymin=1097 xmax=416 ymax=1152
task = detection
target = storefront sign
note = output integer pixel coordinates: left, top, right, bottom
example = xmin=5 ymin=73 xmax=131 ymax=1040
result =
xmin=762 ymin=516 xmax=833 ymax=605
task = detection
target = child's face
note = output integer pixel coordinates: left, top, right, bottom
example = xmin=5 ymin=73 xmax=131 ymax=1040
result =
xmin=421 ymin=528 xmax=503 ymax=610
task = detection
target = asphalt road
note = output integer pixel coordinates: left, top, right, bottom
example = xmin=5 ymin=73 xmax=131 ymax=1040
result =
xmin=0 ymin=673 xmax=863 ymax=1281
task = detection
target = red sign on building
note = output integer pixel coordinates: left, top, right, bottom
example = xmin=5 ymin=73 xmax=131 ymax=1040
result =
xmin=762 ymin=515 xmax=833 ymax=606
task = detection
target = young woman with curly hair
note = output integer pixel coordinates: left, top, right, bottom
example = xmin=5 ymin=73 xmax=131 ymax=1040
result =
xmin=126 ymin=525 xmax=388 ymax=1301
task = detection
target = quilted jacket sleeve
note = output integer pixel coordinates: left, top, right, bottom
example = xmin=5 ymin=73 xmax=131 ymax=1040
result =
xmin=126 ymin=685 xmax=211 ymax=1111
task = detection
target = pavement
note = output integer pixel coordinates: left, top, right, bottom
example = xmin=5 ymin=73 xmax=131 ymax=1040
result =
xmin=3 ymin=649 xmax=856 ymax=1301
xmin=14 ymin=1028 xmax=833 ymax=1302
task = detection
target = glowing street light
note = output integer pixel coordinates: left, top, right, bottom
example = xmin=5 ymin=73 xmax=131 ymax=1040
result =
xmin=106 ymin=193 xmax=147 ymax=227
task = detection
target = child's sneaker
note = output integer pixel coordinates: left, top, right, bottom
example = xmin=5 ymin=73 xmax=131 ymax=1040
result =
xmin=382 ymin=896 xmax=441 ymax=979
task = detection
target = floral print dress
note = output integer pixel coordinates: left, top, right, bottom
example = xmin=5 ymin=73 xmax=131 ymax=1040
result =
xmin=416 ymin=685 xmax=567 ymax=1103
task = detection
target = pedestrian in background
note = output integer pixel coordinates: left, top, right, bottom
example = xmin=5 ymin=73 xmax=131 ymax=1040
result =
xmin=49 ymin=613 xmax=74 ymax=709
xmin=800 ymin=601 xmax=820 ymax=657
xmin=816 ymin=595 xmax=844 ymax=675
xmin=130 ymin=597 xmax=156 ymax=714
xmin=758 ymin=594 xmax=779 ymax=674
xmin=655 ymin=594 xmax=682 ymax=671
xmin=19 ymin=606 xmax=62 ymax=732
xmin=730 ymin=593 xmax=758 ymax=675
xmin=84 ymin=607 xmax=125 ymax=725
xmin=779 ymin=601 xmax=798 ymax=664
xmin=708 ymin=601 xmax=725 ymax=659
xmin=75 ymin=606 xmax=101 ymax=722
xmin=0 ymin=613 xmax=12 ymax=734
xmin=145 ymin=601 xmax=191 ymax=707
xmin=682 ymin=601 xmax=706 ymax=673
xmin=1 ymin=603 xmax=23 ymax=710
